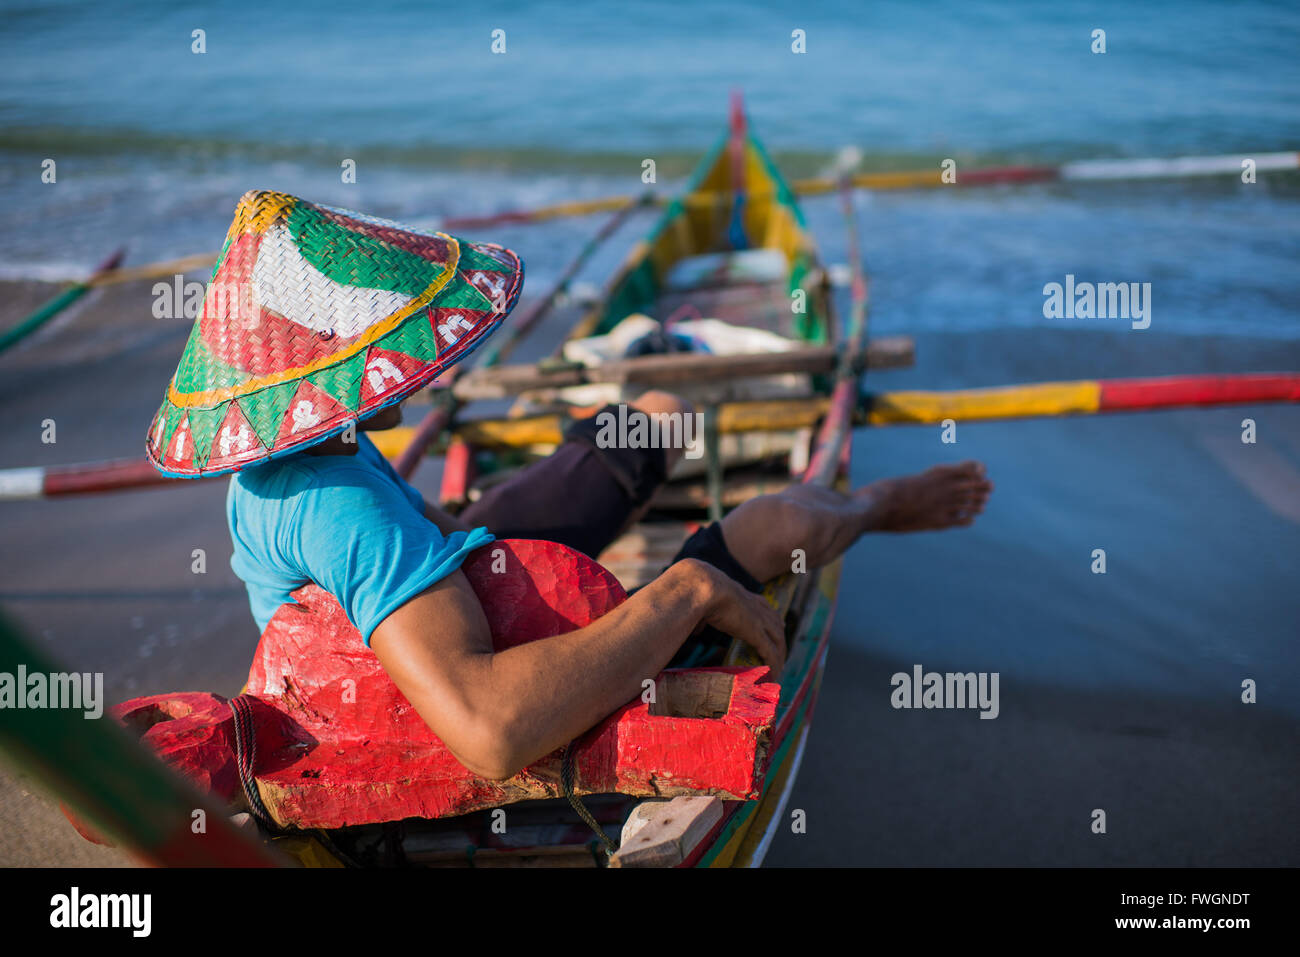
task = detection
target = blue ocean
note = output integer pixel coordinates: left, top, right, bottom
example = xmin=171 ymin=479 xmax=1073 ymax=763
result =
xmin=1 ymin=0 xmax=1297 ymax=336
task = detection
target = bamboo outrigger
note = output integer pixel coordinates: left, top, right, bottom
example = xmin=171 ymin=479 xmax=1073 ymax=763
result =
xmin=4 ymin=97 xmax=1297 ymax=868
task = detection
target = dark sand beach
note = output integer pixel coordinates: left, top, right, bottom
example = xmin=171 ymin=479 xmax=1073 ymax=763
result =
xmin=1 ymin=278 xmax=1295 ymax=866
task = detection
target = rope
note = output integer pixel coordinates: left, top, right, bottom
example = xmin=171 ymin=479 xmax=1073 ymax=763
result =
xmin=560 ymin=742 xmax=618 ymax=857
xmin=228 ymin=694 xmax=277 ymax=831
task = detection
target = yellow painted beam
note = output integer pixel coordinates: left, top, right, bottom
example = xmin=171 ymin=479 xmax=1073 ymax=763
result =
xmin=864 ymin=381 xmax=1101 ymax=425
xmin=372 ymin=382 xmax=1110 ymax=461
xmin=369 ymin=427 xmax=420 ymax=459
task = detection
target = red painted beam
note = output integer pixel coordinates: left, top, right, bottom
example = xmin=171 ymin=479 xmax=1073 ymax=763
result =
xmin=1099 ymin=373 xmax=1300 ymax=412
xmin=42 ymin=458 xmax=188 ymax=496
xmin=958 ymin=164 xmax=1060 ymax=186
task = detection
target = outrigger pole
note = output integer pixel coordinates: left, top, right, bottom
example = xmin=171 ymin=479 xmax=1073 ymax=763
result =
xmin=33 ymin=148 xmax=1296 ymax=291
xmin=445 ymin=149 xmax=1300 ymax=230
xmin=2 ymin=372 xmax=1297 ymax=501
xmin=0 ymin=246 xmax=125 ymax=354
xmin=859 ymin=372 xmax=1300 ymax=425
xmin=440 ymin=372 xmax=1300 ymax=447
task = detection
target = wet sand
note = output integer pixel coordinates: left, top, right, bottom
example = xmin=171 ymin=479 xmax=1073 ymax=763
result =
xmin=1 ymin=279 xmax=1296 ymax=866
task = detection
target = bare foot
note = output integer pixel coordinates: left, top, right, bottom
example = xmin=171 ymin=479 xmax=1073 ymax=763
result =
xmin=855 ymin=461 xmax=993 ymax=532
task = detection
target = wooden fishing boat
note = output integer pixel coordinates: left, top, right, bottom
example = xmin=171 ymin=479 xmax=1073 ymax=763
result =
xmin=55 ymin=99 xmax=897 ymax=868
xmin=376 ymin=99 xmax=868 ymax=868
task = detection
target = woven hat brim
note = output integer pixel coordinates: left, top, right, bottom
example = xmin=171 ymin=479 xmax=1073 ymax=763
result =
xmin=145 ymin=241 xmax=523 ymax=478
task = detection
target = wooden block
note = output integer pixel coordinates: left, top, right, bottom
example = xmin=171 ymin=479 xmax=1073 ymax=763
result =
xmin=609 ymin=796 xmax=723 ymax=868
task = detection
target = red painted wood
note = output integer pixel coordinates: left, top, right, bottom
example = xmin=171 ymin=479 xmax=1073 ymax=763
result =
xmin=1099 ymin=372 xmax=1300 ymax=412
xmin=958 ymin=165 xmax=1060 ymax=186
xmin=93 ymin=540 xmax=779 ymax=832
xmin=42 ymin=458 xmax=186 ymax=496
xmin=438 ymin=436 xmax=473 ymax=503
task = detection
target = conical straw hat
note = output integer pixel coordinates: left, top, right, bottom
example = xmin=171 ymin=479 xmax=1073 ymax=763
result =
xmin=145 ymin=190 xmax=523 ymax=477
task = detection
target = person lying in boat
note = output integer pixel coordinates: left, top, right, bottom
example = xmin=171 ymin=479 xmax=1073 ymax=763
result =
xmin=145 ymin=191 xmax=992 ymax=781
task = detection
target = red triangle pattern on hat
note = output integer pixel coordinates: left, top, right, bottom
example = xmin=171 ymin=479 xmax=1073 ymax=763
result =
xmin=206 ymin=402 xmax=268 ymax=472
xmin=359 ymin=345 xmax=428 ymax=406
xmin=149 ymin=408 xmax=169 ymax=457
xmin=158 ymin=412 xmax=196 ymax=473
xmin=460 ymin=269 xmax=511 ymax=312
xmin=273 ymin=379 xmax=351 ymax=451
xmin=430 ymin=306 xmax=490 ymax=352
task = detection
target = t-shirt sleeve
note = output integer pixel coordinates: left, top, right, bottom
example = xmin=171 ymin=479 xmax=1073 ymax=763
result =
xmin=291 ymin=467 xmax=494 ymax=646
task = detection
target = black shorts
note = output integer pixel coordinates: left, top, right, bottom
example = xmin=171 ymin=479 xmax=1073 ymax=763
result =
xmin=458 ymin=406 xmax=669 ymax=560
xmin=458 ymin=404 xmax=761 ymax=608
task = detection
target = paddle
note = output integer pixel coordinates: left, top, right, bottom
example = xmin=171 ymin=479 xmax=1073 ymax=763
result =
xmin=0 ymin=246 xmax=126 ymax=354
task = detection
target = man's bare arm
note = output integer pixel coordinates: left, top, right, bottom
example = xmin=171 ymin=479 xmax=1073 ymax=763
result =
xmin=370 ymin=558 xmax=783 ymax=780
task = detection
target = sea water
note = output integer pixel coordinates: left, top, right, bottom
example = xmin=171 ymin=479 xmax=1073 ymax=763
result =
xmin=0 ymin=0 xmax=1295 ymax=338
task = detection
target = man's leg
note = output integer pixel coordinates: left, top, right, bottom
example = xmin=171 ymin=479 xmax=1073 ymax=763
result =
xmin=663 ymin=461 xmax=993 ymax=666
xmin=715 ymin=461 xmax=993 ymax=585
xmin=458 ymin=390 xmax=689 ymax=558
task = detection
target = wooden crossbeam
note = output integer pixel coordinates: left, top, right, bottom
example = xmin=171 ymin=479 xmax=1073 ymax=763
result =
xmin=451 ymin=336 xmax=914 ymax=400
xmin=450 ymin=395 xmax=835 ymax=450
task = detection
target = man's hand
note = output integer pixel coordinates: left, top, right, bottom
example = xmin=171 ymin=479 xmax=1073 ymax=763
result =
xmin=678 ymin=559 xmax=786 ymax=674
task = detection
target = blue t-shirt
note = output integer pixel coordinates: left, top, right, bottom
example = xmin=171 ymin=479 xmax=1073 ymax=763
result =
xmin=227 ymin=433 xmax=494 ymax=645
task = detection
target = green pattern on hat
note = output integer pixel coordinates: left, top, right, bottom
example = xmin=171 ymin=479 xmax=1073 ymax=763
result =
xmin=458 ymin=244 xmax=513 ymax=273
xmin=438 ymin=282 xmax=495 ymax=312
xmin=156 ymin=402 xmax=189 ymax=462
xmin=173 ymin=327 xmax=246 ymax=395
xmin=380 ymin=312 xmax=440 ymax=362
xmin=305 ymin=352 xmax=366 ymax=411
xmin=240 ymin=381 xmax=300 ymax=449
xmin=287 ymin=203 xmax=440 ymax=297
xmin=186 ymin=403 xmax=228 ymax=469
